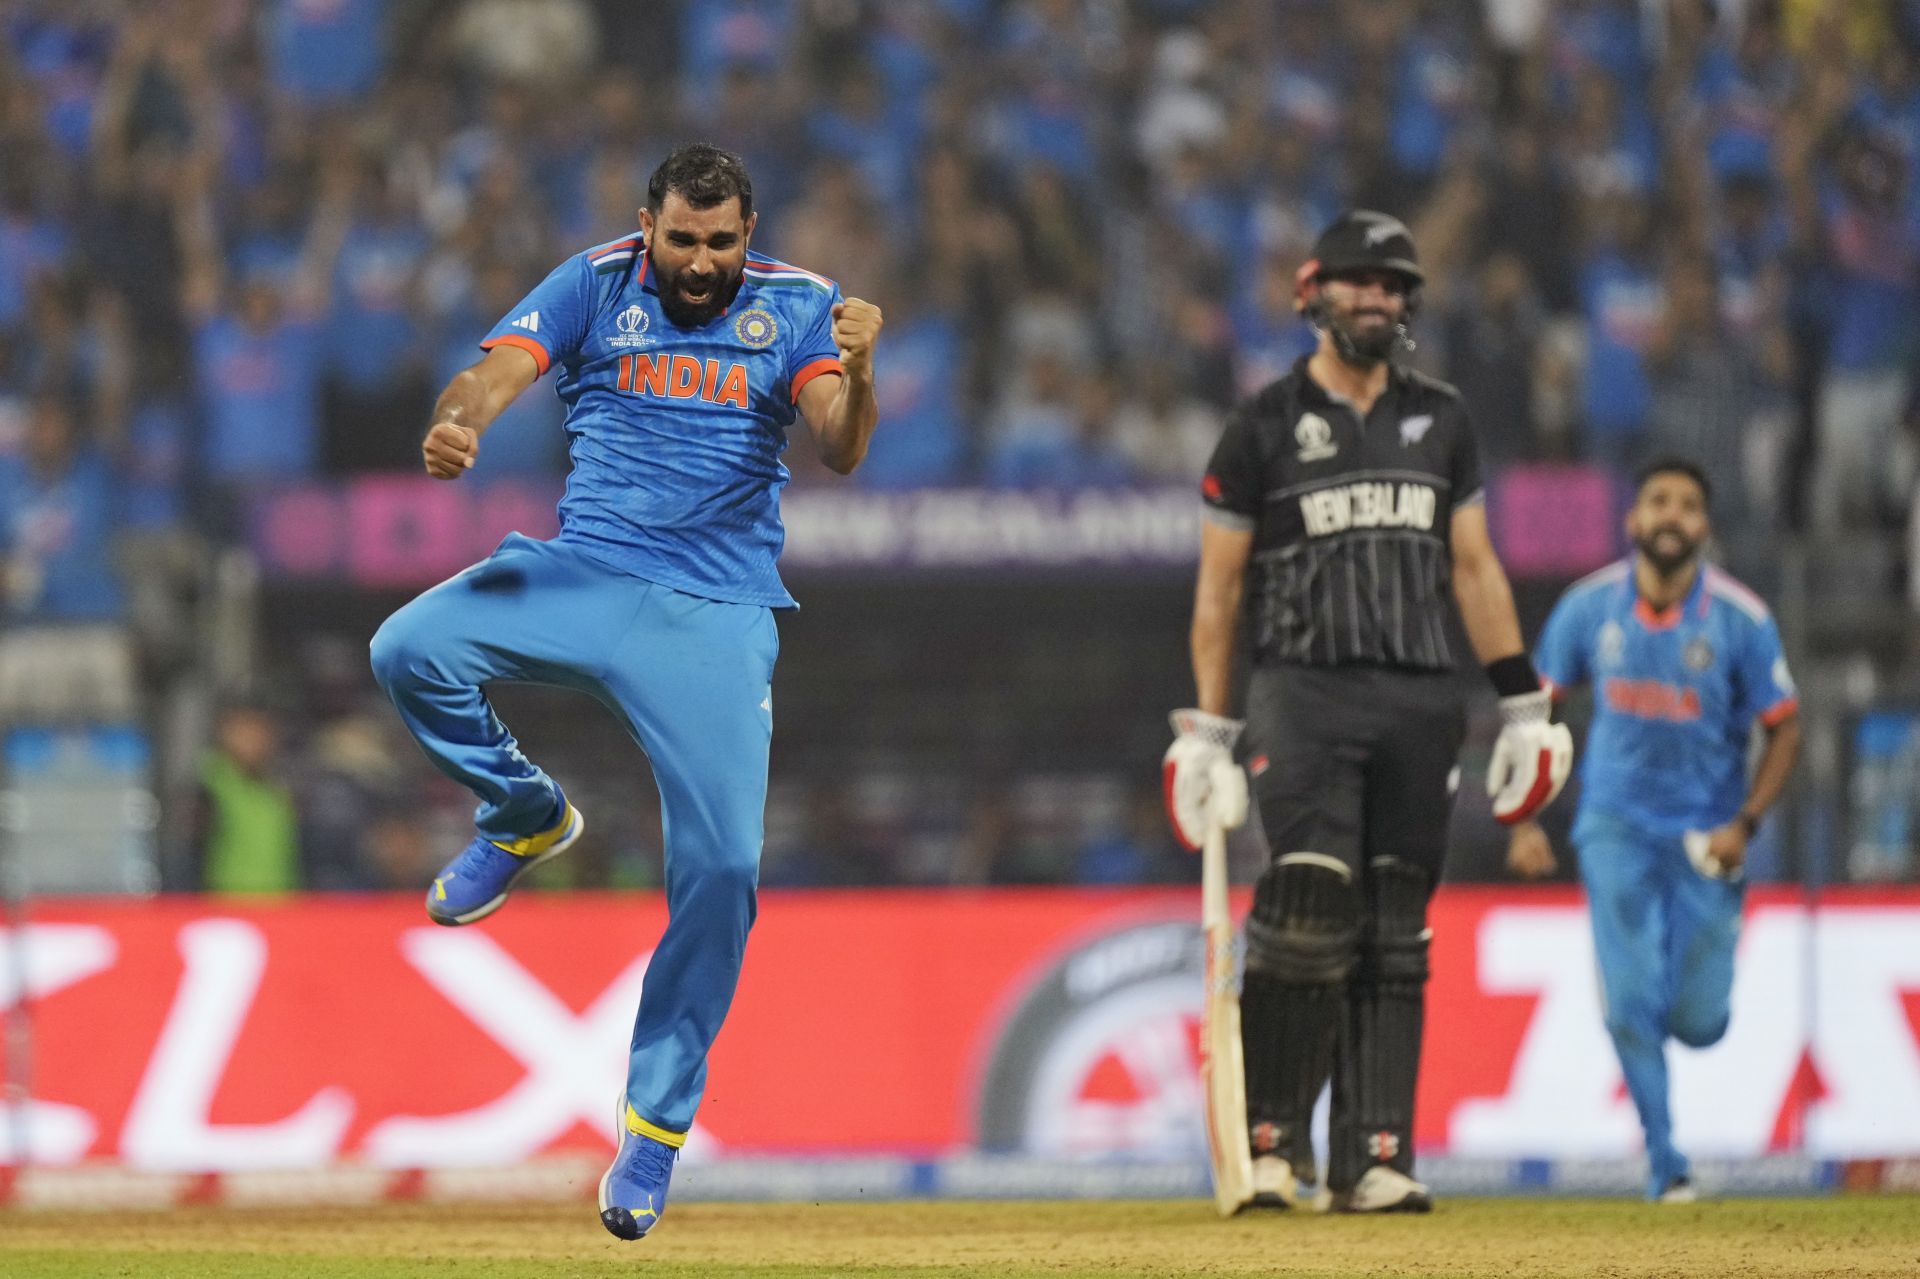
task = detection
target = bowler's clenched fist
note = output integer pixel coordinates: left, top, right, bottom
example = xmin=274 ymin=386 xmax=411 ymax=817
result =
xmin=423 ymin=420 xmax=478 ymax=479
xmin=831 ymin=298 xmax=883 ymax=378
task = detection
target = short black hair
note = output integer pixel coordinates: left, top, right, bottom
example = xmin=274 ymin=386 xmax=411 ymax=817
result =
xmin=1634 ymin=455 xmax=1712 ymax=510
xmin=646 ymin=144 xmax=754 ymax=221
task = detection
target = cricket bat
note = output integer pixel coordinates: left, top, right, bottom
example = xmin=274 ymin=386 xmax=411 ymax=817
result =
xmin=1199 ymin=817 xmax=1254 ymax=1216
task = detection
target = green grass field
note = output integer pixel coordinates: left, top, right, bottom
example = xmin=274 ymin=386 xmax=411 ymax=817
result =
xmin=5 ymin=1197 xmax=1919 ymax=1279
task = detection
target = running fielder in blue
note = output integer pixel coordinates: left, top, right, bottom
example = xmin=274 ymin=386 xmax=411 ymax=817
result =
xmin=1509 ymin=457 xmax=1800 ymax=1202
xmin=369 ymin=146 xmax=882 ymax=1240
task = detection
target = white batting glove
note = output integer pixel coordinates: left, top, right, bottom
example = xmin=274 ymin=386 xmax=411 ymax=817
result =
xmin=1163 ymin=709 xmax=1250 ymax=851
xmin=1487 ymin=689 xmax=1574 ymax=825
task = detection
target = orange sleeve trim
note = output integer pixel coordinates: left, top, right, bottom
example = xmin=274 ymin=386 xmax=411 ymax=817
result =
xmin=481 ymin=333 xmax=551 ymax=376
xmin=790 ymin=355 xmax=843 ymax=403
xmin=1759 ymin=697 xmax=1800 ymax=728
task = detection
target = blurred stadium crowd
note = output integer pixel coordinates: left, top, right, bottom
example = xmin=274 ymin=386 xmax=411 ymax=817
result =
xmin=4 ymin=0 xmax=1919 ymax=890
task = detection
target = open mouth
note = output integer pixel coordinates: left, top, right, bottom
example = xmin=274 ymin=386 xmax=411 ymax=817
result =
xmin=1650 ymin=529 xmax=1691 ymax=555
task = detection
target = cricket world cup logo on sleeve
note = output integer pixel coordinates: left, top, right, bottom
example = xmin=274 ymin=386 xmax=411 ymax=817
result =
xmin=1773 ymin=658 xmax=1796 ymax=698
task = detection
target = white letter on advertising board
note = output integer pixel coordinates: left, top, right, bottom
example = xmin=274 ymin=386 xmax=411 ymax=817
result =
xmin=1806 ymin=910 xmax=1920 ymax=1154
xmin=1668 ymin=909 xmax=1808 ymax=1155
xmin=364 ymin=930 xmax=652 ymax=1165
xmin=1448 ymin=907 xmax=1642 ymax=1154
xmin=121 ymin=919 xmax=354 ymax=1169
xmin=0 ymin=924 xmax=117 ymax=1163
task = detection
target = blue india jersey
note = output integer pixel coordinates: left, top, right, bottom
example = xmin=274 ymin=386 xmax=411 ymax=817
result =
xmin=1535 ymin=559 xmax=1798 ymax=839
xmin=480 ymin=238 xmax=845 ymax=608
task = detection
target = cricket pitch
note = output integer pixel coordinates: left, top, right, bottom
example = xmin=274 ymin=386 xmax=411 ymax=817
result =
xmin=5 ymin=1196 xmax=1917 ymax=1277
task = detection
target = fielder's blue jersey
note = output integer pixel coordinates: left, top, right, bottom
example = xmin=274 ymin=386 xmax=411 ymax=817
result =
xmin=1535 ymin=560 xmax=1798 ymax=838
xmin=481 ymin=239 xmax=844 ymax=608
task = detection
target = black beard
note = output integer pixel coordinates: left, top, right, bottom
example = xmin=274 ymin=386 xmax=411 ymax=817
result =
xmin=1327 ymin=312 xmax=1400 ymax=366
xmin=657 ymin=270 xmax=737 ymax=327
xmin=1635 ymin=530 xmax=1700 ymax=576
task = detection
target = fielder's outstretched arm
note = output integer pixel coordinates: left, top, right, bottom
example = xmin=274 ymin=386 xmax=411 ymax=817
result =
xmin=798 ymin=298 xmax=884 ymax=474
xmin=1190 ymin=521 xmax=1253 ymax=716
xmin=421 ymin=345 xmax=542 ymax=479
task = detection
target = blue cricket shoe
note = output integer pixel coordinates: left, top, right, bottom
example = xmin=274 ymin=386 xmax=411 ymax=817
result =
xmin=425 ymin=793 xmax=584 ymax=926
xmin=600 ymin=1102 xmax=682 ymax=1240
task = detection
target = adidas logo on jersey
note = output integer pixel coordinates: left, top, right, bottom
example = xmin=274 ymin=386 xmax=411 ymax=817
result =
xmin=511 ymin=311 xmax=541 ymax=333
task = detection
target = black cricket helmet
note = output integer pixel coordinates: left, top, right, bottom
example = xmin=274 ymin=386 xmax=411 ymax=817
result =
xmin=1293 ymin=209 xmax=1424 ymax=312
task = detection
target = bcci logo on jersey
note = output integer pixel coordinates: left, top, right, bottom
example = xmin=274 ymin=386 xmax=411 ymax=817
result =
xmin=735 ymin=307 xmax=778 ymax=348
xmin=611 ymin=305 xmax=653 ymax=349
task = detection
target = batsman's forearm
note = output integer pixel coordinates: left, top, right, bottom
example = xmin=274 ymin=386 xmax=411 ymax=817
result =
xmin=431 ymin=367 xmax=515 ymax=439
xmin=1452 ymin=553 xmax=1526 ymax=665
xmin=817 ymin=371 xmax=878 ymax=474
xmin=1190 ymin=569 xmax=1243 ymax=717
xmin=1740 ymin=717 xmax=1801 ymax=823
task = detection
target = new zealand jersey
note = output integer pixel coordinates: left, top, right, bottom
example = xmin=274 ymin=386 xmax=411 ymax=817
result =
xmin=481 ymin=239 xmax=844 ymax=608
xmin=1535 ymin=560 xmax=1798 ymax=838
xmin=1202 ymin=357 xmax=1483 ymax=670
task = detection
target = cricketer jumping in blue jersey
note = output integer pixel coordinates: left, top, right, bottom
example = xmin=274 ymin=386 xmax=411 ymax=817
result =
xmin=369 ymin=147 xmax=884 ymax=1241
xmin=1518 ymin=460 xmax=1800 ymax=1202
xmin=471 ymin=238 xmax=846 ymax=608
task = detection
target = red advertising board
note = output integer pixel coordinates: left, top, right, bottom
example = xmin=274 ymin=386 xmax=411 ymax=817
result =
xmin=5 ymin=889 xmax=1919 ymax=1171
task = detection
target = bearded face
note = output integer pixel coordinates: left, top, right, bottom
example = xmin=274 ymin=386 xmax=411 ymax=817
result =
xmin=1627 ymin=471 xmax=1710 ymax=575
xmin=1315 ymin=271 xmax=1411 ymax=365
xmin=642 ymin=192 xmax=755 ymax=328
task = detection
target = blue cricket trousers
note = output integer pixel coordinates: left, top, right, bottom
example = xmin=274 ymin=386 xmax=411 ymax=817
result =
xmin=1576 ymin=810 xmax=1744 ymax=1195
xmin=369 ymin=533 xmax=778 ymax=1135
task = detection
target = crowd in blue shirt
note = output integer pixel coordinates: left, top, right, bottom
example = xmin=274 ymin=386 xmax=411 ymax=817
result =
xmin=5 ymin=3 xmax=1920 ymax=588
xmin=4 ymin=1 xmax=1919 ymax=886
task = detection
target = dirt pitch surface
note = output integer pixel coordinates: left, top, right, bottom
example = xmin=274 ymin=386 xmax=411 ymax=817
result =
xmin=5 ymin=1197 xmax=1918 ymax=1278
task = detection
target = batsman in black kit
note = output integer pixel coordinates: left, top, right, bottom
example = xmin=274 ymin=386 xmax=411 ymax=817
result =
xmin=1164 ymin=212 xmax=1573 ymax=1213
